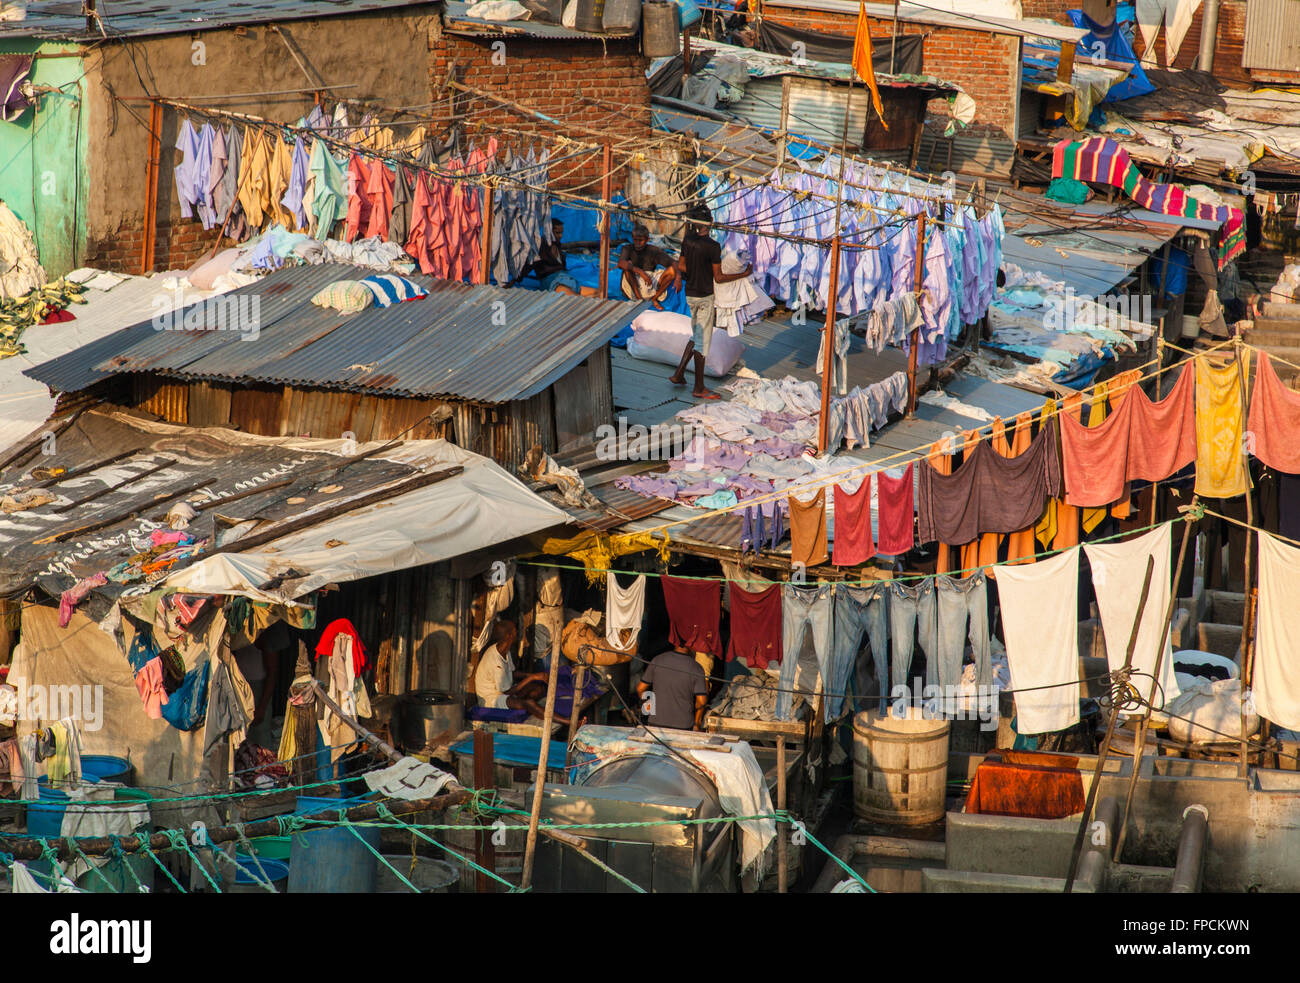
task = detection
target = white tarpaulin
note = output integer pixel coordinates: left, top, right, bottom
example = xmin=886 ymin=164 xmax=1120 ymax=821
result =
xmin=0 ymin=271 xmax=237 ymax=455
xmin=163 ymin=437 xmax=568 ymax=600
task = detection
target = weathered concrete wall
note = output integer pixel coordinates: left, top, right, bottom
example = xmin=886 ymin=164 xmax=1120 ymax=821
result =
xmin=80 ymin=5 xmax=439 ymax=271
xmin=0 ymin=41 xmax=89 ymax=277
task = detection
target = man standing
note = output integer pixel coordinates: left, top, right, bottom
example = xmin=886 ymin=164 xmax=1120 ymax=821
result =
xmin=618 ymin=223 xmax=679 ymax=307
xmin=636 ymin=644 xmax=709 ymax=731
xmin=672 ymin=207 xmax=751 ymax=400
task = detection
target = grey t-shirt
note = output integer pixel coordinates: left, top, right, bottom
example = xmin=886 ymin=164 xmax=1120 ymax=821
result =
xmin=643 ymin=650 xmax=707 ymax=730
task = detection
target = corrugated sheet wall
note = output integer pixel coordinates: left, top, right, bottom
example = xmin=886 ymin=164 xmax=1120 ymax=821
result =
xmin=1243 ymin=0 xmax=1300 ymax=70
xmin=315 ymin=561 xmax=457 ymax=697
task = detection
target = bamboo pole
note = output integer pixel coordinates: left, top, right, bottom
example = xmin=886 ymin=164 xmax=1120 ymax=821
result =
xmin=906 ymin=211 xmax=926 ymax=416
xmin=1065 ymin=555 xmax=1155 ymax=893
xmin=776 ymin=735 xmax=788 ymax=893
xmin=519 ymin=637 xmax=564 ymax=890
xmin=1113 ymin=505 xmax=1197 ymax=860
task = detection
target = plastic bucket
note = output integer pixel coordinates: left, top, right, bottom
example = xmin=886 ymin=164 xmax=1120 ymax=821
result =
xmin=29 ymin=776 xmax=101 ymax=838
xmin=231 ymin=855 xmax=289 ymax=893
xmin=287 ymin=795 xmax=379 ymax=893
xmin=852 ymin=708 xmax=950 ymax=825
xmin=81 ymin=755 xmax=134 ymax=785
xmin=248 ymin=835 xmax=292 ymax=860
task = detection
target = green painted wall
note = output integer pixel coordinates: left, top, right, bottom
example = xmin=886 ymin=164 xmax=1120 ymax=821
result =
xmin=0 ymin=41 xmax=88 ymax=278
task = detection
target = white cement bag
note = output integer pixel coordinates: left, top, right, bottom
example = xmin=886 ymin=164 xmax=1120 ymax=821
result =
xmin=626 ymin=309 xmax=743 ymax=378
xmin=1166 ymin=677 xmax=1259 ymax=744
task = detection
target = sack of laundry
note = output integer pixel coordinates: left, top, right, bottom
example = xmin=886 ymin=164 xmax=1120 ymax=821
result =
xmin=1166 ymin=677 xmax=1259 ymax=744
xmin=625 ymin=308 xmax=744 ymax=378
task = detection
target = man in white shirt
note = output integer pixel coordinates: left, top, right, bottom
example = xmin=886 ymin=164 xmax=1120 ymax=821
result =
xmin=474 ymin=620 xmax=547 ymax=717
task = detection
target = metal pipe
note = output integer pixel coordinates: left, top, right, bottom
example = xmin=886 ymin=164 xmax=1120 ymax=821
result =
xmin=1171 ymin=804 xmax=1209 ymax=893
xmin=1198 ymin=0 xmax=1220 ymax=72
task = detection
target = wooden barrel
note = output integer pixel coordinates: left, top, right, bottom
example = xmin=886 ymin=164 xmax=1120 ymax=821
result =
xmin=853 ymin=709 xmax=950 ymax=825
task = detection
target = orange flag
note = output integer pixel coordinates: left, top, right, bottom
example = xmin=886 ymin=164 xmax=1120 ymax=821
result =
xmin=851 ymin=2 xmax=889 ymax=130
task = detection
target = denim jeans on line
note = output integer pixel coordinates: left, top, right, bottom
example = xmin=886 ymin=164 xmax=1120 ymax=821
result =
xmin=888 ymin=579 xmax=937 ymax=698
xmin=833 ymin=582 xmax=890 ymax=716
xmin=934 ymin=571 xmax=992 ymax=694
xmin=776 ymin=583 xmax=835 ymax=722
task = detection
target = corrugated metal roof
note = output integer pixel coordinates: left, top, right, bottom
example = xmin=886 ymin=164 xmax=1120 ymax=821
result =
xmin=26 ymin=264 xmax=649 ymax=405
xmin=761 ymin=0 xmax=1088 ymax=42
xmin=0 ymin=0 xmax=435 ymax=40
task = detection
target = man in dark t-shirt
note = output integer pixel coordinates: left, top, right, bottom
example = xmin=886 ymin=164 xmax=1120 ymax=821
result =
xmin=637 ymin=645 xmax=709 ymax=731
xmin=618 ymin=224 xmax=678 ymax=306
xmin=671 ymin=207 xmax=751 ymax=400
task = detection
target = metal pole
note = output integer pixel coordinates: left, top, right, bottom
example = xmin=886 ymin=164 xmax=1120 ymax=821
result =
xmin=519 ymin=641 xmax=564 ymax=889
xmin=1065 ymin=555 xmax=1155 ymax=893
xmin=1113 ymin=507 xmax=1197 ymax=860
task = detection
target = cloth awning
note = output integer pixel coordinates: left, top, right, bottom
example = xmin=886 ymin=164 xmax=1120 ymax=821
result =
xmin=163 ymin=438 xmax=568 ymax=601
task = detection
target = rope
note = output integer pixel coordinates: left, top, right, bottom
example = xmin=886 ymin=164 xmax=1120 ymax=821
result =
xmin=230 ymin=822 xmax=279 ymax=894
xmin=373 ymin=803 xmax=524 ymax=893
xmin=161 ymin=829 xmax=222 ymax=893
xmin=139 ymin=841 xmax=187 ymax=893
xmin=339 ymin=820 xmax=421 ymax=893
xmin=66 ymin=836 xmax=121 ymax=893
xmin=108 ymin=835 xmax=150 ymax=894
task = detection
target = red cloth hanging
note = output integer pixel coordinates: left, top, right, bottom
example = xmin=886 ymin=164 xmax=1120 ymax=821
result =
xmin=315 ymin=618 xmax=367 ymax=676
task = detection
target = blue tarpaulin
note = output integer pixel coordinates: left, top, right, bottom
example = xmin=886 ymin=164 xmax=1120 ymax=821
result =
xmin=1068 ymin=5 xmax=1155 ymax=102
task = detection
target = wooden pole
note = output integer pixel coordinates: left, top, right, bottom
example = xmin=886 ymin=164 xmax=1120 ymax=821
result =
xmin=776 ymin=735 xmax=788 ymax=893
xmin=519 ymin=640 xmax=564 ymax=889
xmin=1065 ymin=555 xmax=1154 ymax=893
xmin=473 ymin=730 xmax=496 ymax=893
xmin=818 ymin=236 xmax=841 ymax=454
xmin=568 ymin=664 xmax=587 ymax=743
xmin=777 ymin=76 xmax=791 ymax=170
xmin=906 ymin=210 xmax=926 ymax=417
xmin=479 ymin=185 xmax=494 ymax=285
xmin=598 ymin=142 xmax=612 ymax=298
xmin=1232 ymin=340 xmax=1256 ymax=777
xmin=142 ymin=99 xmax=163 ymax=275
xmin=1113 ymin=506 xmax=1197 ymax=860
xmin=816 ymin=73 xmax=854 ymax=454
xmin=889 ymin=0 xmax=900 ymax=73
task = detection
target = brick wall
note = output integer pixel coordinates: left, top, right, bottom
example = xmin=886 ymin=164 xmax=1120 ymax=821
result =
xmin=431 ymin=33 xmax=652 ymax=193
xmin=763 ymin=9 xmax=1021 ymax=142
xmin=87 ymin=216 xmax=225 ymax=274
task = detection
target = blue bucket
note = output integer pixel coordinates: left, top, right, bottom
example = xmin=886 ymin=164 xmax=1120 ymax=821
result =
xmin=288 ymin=795 xmax=379 ymax=893
xmin=232 ymin=855 xmax=289 ymax=893
xmin=81 ymin=755 xmax=133 ymax=785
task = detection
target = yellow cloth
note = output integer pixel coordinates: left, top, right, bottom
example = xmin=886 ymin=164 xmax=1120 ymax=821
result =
xmin=533 ymin=531 xmax=669 ymax=584
xmin=237 ymin=128 xmax=270 ymax=230
xmin=1035 ymin=398 xmax=1059 ymax=548
xmin=851 ymin=2 xmax=888 ymax=128
xmin=1194 ymin=354 xmax=1249 ymax=497
xmin=47 ymin=721 xmax=72 ymax=785
xmin=268 ymin=132 xmax=296 ymax=231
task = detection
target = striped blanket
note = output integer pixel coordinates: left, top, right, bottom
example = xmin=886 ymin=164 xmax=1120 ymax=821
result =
xmin=1052 ymin=136 xmax=1246 ymax=268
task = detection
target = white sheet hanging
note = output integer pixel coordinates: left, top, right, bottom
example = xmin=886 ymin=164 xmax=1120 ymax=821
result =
xmin=995 ymin=546 xmax=1082 ymax=735
xmin=605 ymin=572 xmax=646 ymax=652
xmin=1254 ymin=532 xmax=1300 ymax=730
xmin=1084 ymin=522 xmax=1182 ymax=712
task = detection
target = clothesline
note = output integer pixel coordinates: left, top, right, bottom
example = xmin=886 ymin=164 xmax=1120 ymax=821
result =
xmin=629 ymin=339 xmax=1236 ymax=540
xmin=524 ymin=513 xmax=1174 ymax=587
